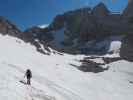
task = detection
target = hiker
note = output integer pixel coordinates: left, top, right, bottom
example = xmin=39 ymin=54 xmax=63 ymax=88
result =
xmin=24 ymin=69 xmax=32 ymax=85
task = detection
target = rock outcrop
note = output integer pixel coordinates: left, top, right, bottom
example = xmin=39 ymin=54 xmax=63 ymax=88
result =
xmin=0 ymin=17 xmax=50 ymax=55
xmin=122 ymin=0 xmax=133 ymax=20
xmin=0 ymin=16 xmax=21 ymax=37
xmin=120 ymin=33 xmax=133 ymax=61
xmin=120 ymin=0 xmax=133 ymax=61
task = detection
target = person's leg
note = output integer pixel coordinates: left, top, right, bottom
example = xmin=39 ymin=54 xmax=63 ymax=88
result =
xmin=29 ymin=78 xmax=31 ymax=85
xmin=27 ymin=78 xmax=30 ymax=85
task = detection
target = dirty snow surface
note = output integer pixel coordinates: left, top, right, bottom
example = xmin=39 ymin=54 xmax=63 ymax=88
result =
xmin=0 ymin=34 xmax=133 ymax=100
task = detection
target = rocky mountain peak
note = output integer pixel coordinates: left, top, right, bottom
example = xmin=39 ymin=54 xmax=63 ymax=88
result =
xmin=92 ymin=2 xmax=110 ymax=17
xmin=123 ymin=0 xmax=133 ymax=19
xmin=0 ymin=16 xmax=21 ymax=36
xmin=24 ymin=26 xmax=43 ymax=33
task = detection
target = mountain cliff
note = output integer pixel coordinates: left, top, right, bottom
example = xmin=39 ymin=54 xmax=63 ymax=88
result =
xmin=120 ymin=0 xmax=133 ymax=61
xmin=0 ymin=2 xmax=133 ymax=61
xmin=24 ymin=2 xmax=133 ymax=56
xmin=0 ymin=16 xmax=21 ymax=36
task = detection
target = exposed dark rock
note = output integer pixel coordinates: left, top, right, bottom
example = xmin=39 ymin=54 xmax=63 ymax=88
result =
xmin=0 ymin=16 xmax=21 ymax=37
xmin=73 ymin=56 xmax=123 ymax=73
xmin=24 ymin=26 xmax=54 ymax=42
xmin=120 ymin=0 xmax=133 ymax=36
xmin=84 ymin=56 xmax=122 ymax=64
xmin=78 ymin=59 xmax=108 ymax=73
xmin=84 ymin=56 xmax=103 ymax=59
xmin=92 ymin=2 xmax=110 ymax=18
xmin=122 ymin=0 xmax=133 ymax=20
xmin=0 ymin=17 xmax=51 ymax=55
xmin=129 ymin=81 xmax=133 ymax=84
xmin=119 ymin=0 xmax=133 ymax=61
xmin=102 ymin=57 xmax=122 ymax=64
xmin=49 ymin=15 xmax=65 ymax=30
xmin=120 ymin=33 xmax=133 ymax=61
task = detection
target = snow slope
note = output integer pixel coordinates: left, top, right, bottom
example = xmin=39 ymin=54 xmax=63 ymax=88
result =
xmin=0 ymin=34 xmax=133 ymax=100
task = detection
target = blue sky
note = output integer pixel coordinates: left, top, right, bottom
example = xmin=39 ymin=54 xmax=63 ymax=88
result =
xmin=0 ymin=0 xmax=128 ymax=30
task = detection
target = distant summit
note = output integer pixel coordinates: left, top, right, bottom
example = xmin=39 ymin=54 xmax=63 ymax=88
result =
xmin=92 ymin=2 xmax=110 ymax=17
xmin=123 ymin=0 xmax=133 ymax=19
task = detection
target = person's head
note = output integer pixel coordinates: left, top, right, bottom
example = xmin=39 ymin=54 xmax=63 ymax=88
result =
xmin=26 ymin=69 xmax=31 ymax=72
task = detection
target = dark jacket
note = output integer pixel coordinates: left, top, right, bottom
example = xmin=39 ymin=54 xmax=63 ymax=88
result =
xmin=25 ymin=69 xmax=32 ymax=79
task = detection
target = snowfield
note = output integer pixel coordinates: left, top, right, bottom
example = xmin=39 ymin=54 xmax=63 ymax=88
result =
xmin=0 ymin=34 xmax=133 ymax=100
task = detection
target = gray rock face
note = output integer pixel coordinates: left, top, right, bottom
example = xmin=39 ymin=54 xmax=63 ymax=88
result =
xmin=0 ymin=16 xmax=21 ymax=37
xmin=1 ymin=2 xmax=133 ymax=61
xmin=123 ymin=0 xmax=133 ymax=20
xmin=92 ymin=2 xmax=110 ymax=18
xmin=21 ymin=26 xmax=52 ymax=55
xmin=0 ymin=17 xmax=51 ymax=55
xmin=49 ymin=2 xmax=132 ymax=42
xmin=28 ymin=2 xmax=131 ymax=54
xmin=120 ymin=33 xmax=133 ymax=61
xmin=23 ymin=26 xmax=53 ymax=42
xmin=120 ymin=0 xmax=133 ymax=61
